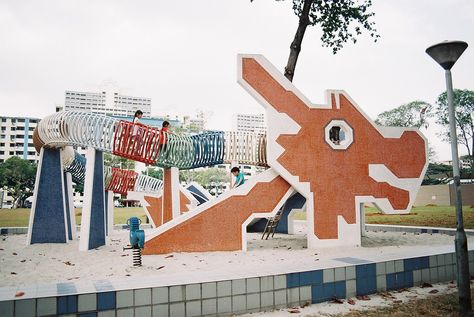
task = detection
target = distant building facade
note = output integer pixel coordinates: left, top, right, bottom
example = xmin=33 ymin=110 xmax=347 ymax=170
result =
xmin=232 ymin=113 xmax=266 ymax=134
xmin=64 ymin=89 xmax=151 ymax=118
xmin=0 ymin=116 xmax=40 ymax=164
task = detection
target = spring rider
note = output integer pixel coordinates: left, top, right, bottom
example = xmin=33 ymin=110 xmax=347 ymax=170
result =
xmin=123 ymin=217 xmax=145 ymax=266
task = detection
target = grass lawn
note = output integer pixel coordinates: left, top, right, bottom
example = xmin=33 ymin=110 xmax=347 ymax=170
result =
xmin=292 ymin=205 xmax=474 ymax=229
xmin=0 ymin=207 xmax=146 ymax=227
xmin=365 ymin=205 xmax=474 ymax=229
xmin=2 ymin=205 xmax=474 ymax=229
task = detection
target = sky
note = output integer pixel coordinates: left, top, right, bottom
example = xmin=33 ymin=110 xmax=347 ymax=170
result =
xmin=1 ymin=0 xmax=473 ymax=161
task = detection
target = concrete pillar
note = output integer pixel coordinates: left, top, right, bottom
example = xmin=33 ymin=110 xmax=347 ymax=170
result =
xmin=79 ymin=148 xmax=106 ymax=251
xmin=105 ymin=190 xmax=114 ymax=235
xmin=360 ymin=203 xmax=367 ymax=237
xmin=64 ymin=172 xmax=77 ymax=240
xmin=162 ymin=167 xmax=180 ymax=222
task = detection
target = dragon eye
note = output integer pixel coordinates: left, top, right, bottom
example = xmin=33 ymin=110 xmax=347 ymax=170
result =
xmin=324 ymin=120 xmax=354 ymax=150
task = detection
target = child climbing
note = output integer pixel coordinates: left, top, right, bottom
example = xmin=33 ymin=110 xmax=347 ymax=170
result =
xmin=159 ymin=120 xmax=171 ymax=159
xmin=131 ymin=110 xmax=144 ymax=153
xmin=231 ymin=167 xmax=245 ymax=188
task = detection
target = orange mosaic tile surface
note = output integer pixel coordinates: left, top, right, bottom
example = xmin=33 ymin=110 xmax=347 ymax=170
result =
xmin=144 ymin=195 xmax=163 ymax=226
xmin=143 ymin=175 xmax=291 ymax=254
xmin=242 ymin=58 xmax=426 ymax=239
xmin=144 ymin=190 xmax=191 ymax=227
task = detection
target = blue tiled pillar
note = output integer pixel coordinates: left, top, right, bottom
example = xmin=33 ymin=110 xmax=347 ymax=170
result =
xmin=79 ymin=149 xmax=106 ymax=251
xmin=28 ymin=147 xmax=68 ymax=244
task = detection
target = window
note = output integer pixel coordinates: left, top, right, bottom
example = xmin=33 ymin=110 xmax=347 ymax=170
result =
xmin=324 ymin=120 xmax=353 ymax=150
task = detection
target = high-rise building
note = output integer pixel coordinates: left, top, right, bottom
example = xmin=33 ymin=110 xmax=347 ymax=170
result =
xmin=64 ymin=88 xmax=151 ymax=118
xmin=232 ymin=113 xmax=266 ymax=134
xmin=0 ymin=116 xmax=40 ymax=164
xmin=0 ymin=116 xmax=40 ymax=208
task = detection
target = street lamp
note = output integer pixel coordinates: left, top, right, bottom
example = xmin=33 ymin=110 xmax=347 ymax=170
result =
xmin=426 ymin=40 xmax=470 ymax=315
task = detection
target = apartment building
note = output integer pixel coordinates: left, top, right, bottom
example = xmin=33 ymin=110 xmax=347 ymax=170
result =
xmin=0 ymin=116 xmax=40 ymax=164
xmin=65 ymin=88 xmax=151 ymax=118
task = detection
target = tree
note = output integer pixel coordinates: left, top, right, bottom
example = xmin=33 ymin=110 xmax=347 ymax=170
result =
xmin=375 ymin=101 xmax=432 ymax=128
xmin=104 ymin=153 xmax=135 ymax=170
xmin=0 ymin=157 xmax=37 ymax=208
xmin=256 ymin=0 xmax=380 ymax=82
xmin=422 ymin=162 xmax=452 ymax=185
xmin=143 ymin=167 xmax=163 ymax=180
xmin=432 ymin=89 xmax=474 ymax=176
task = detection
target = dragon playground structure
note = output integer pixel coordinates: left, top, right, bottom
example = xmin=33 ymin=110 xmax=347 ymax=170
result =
xmin=27 ymin=54 xmax=428 ymax=255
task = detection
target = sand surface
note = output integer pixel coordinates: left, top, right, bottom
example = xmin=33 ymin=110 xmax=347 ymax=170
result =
xmin=1 ymin=223 xmax=472 ymax=288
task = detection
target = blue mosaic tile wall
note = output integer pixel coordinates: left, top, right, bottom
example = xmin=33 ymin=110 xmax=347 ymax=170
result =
xmin=0 ymin=250 xmax=472 ymax=317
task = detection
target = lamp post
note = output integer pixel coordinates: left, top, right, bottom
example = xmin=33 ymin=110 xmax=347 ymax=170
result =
xmin=426 ymin=40 xmax=470 ymax=315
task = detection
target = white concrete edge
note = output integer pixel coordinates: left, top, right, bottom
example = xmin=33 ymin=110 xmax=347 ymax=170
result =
xmin=170 ymin=167 xmax=180 ymax=219
xmin=66 ymin=172 xmax=77 ymax=239
xmin=59 ymin=149 xmax=69 ymax=243
xmin=26 ymin=147 xmax=44 ymax=245
xmin=106 ymin=190 xmax=114 ymax=236
xmin=145 ymin=168 xmax=281 ymax=242
xmin=287 ymin=203 xmax=307 ymax=235
xmin=241 ymin=187 xmax=296 ymax=251
xmin=79 ymin=148 xmax=95 ymax=251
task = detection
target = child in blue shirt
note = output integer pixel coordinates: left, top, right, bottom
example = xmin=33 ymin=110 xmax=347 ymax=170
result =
xmin=231 ymin=167 xmax=245 ymax=188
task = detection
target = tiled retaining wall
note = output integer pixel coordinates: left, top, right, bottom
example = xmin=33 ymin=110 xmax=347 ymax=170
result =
xmin=1 ymin=250 xmax=474 ymax=317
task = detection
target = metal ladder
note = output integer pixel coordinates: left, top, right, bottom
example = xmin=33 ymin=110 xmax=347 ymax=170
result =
xmin=261 ymin=206 xmax=284 ymax=240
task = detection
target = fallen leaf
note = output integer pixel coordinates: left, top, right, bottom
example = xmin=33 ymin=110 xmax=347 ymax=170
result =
xmin=11 ymin=272 xmax=17 ymax=275
xmin=356 ymin=295 xmax=370 ymax=301
xmin=12 ymin=252 xmax=17 ymax=255
xmin=348 ymin=298 xmax=355 ymax=305
xmin=15 ymin=291 xmax=24 ymax=297
xmin=393 ymin=300 xmax=403 ymax=304
xmin=429 ymin=289 xmax=439 ymax=294
xmin=288 ymin=308 xmax=300 ymax=313
xmin=165 ymin=254 xmax=174 ymax=258
xmin=421 ymin=282 xmax=433 ymax=288
xmin=332 ymin=297 xmax=344 ymax=304
xmin=448 ymin=285 xmax=457 ymax=289
xmin=20 ymin=260 xmax=26 ymax=263
xmin=63 ymin=261 xmax=75 ymax=266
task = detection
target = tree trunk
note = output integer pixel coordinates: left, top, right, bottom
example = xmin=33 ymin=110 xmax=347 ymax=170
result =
xmin=284 ymin=0 xmax=312 ymax=82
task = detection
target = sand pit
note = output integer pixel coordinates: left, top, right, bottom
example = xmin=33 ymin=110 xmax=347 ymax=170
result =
xmin=1 ymin=222 xmax=471 ymax=289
